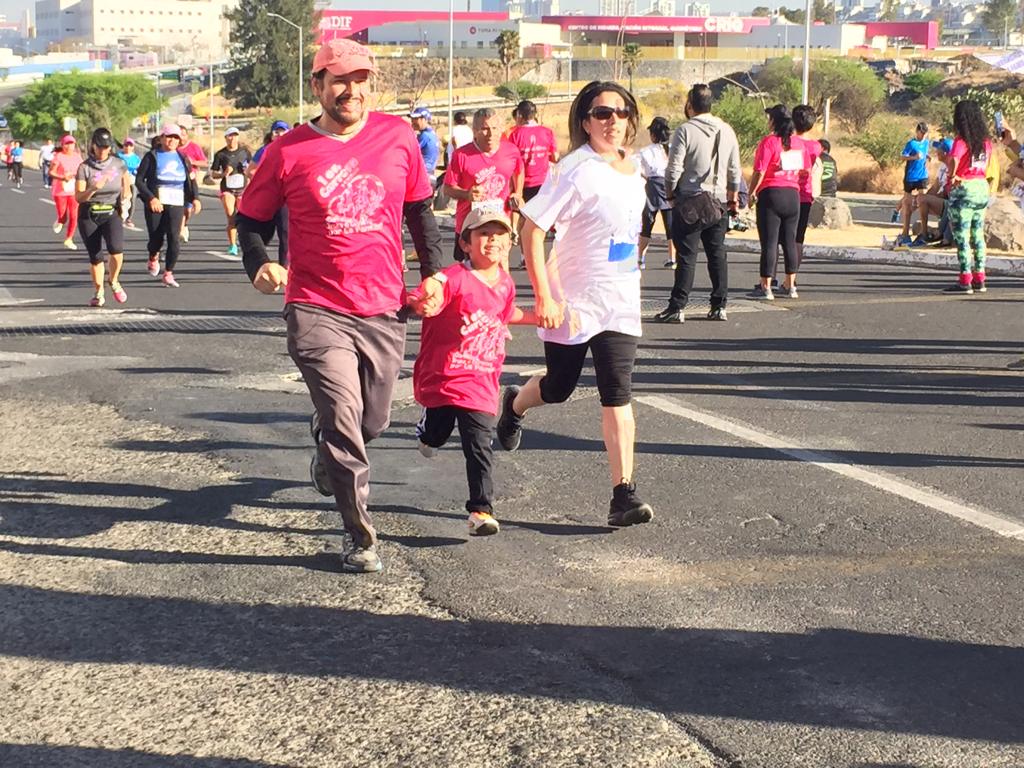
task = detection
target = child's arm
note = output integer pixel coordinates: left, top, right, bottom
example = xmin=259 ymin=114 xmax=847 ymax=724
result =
xmin=507 ymin=306 xmax=538 ymax=326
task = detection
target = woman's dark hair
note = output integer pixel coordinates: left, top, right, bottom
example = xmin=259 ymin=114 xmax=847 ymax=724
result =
xmin=765 ymin=104 xmax=795 ymax=150
xmin=568 ymin=80 xmax=639 ymax=152
xmin=648 ymin=116 xmax=671 ymax=152
xmin=953 ymin=100 xmax=989 ymax=160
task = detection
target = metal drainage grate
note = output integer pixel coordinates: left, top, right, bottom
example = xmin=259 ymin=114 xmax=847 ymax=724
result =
xmin=0 ymin=313 xmax=285 ymax=338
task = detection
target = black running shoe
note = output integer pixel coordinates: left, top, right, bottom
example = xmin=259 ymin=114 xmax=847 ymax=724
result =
xmin=496 ymin=385 xmax=524 ymax=451
xmin=707 ymin=307 xmax=727 ymax=321
xmin=608 ymin=482 xmax=654 ymax=527
xmin=651 ymin=307 xmax=684 ymax=324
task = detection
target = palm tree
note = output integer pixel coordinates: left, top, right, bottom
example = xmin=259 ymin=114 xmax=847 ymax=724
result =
xmin=621 ymin=42 xmax=643 ymax=93
xmin=495 ymin=30 xmax=520 ymax=85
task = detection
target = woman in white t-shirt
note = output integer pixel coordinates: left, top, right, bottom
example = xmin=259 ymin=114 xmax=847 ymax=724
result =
xmin=494 ymin=80 xmax=654 ymax=528
xmin=637 ymin=116 xmax=676 ymax=269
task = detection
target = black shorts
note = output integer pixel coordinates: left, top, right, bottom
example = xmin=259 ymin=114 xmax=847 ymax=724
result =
xmin=903 ymin=178 xmax=928 ymax=194
xmin=796 ymin=201 xmax=812 ymax=244
xmin=540 ymin=331 xmax=638 ymax=408
xmin=79 ymin=210 xmax=124 ymax=263
xmin=523 ymin=185 xmax=542 ymax=203
xmin=641 ymin=207 xmax=672 ymax=239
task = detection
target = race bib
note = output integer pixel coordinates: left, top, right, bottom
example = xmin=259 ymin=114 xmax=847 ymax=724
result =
xmin=471 ymin=199 xmax=504 ymax=214
xmin=61 ymin=179 xmax=75 ymax=195
xmin=780 ymin=149 xmax=805 ymax=172
xmin=225 ymin=173 xmax=245 ymax=190
xmin=157 ymin=186 xmax=184 ymax=206
xmin=970 ymin=154 xmax=988 ymax=172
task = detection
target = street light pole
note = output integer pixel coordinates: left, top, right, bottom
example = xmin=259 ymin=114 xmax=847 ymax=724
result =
xmin=448 ymin=0 xmax=454 ymax=138
xmin=801 ymin=0 xmax=812 ymax=104
xmin=267 ymin=12 xmax=303 ymax=124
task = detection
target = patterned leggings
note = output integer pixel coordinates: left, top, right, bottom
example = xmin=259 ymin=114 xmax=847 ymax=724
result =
xmin=948 ymin=179 xmax=989 ymax=274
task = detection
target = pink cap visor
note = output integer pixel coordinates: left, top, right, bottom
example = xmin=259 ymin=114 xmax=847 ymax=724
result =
xmin=312 ymin=39 xmax=377 ymax=78
xmin=61 ymin=135 xmax=76 ymax=144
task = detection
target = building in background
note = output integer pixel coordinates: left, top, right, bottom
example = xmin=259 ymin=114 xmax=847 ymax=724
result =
xmin=647 ymin=0 xmax=676 ymax=15
xmin=598 ymin=0 xmax=634 ymax=15
xmin=34 ymin=0 xmax=234 ymax=60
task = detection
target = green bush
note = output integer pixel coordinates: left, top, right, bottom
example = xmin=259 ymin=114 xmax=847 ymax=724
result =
xmin=910 ymin=95 xmax=955 ymax=136
xmin=494 ymin=81 xmax=548 ymax=102
xmin=754 ymin=58 xmax=802 ymax=106
xmin=902 ymin=69 xmax=944 ymax=97
xmin=957 ymin=87 xmax=1024 ymax=124
xmin=713 ymin=86 xmax=769 ymax=163
xmin=811 ymin=59 xmax=886 ymax=131
xmin=848 ymin=115 xmax=913 ymax=170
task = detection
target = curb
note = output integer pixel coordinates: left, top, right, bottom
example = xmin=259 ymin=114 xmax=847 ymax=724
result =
xmin=724 ymin=238 xmax=1024 ymax=276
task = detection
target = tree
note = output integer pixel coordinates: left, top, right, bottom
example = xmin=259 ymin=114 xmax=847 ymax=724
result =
xmin=712 ymin=86 xmax=768 ymax=163
xmin=752 ymin=6 xmax=772 ymax=16
xmin=621 ymin=42 xmax=643 ymax=92
xmin=223 ymin=0 xmax=318 ymax=110
xmin=779 ymin=7 xmax=806 ymax=24
xmin=755 ymin=58 xmax=803 ymax=105
xmin=494 ymin=81 xmax=548 ymax=102
xmin=6 ymin=72 xmax=161 ymax=142
xmin=813 ymin=0 xmax=836 ymax=23
xmin=981 ymin=0 xmax=1017 ymax=44
xmin=810 ymin=58 xmax=885 ymax=130
xmin=879 ymin=0 xmax=900 ymax=21
xmin=495 ymin=30 xmax=520 ymax=85
xmin=848 ymin=116 xmax=911 ymax=170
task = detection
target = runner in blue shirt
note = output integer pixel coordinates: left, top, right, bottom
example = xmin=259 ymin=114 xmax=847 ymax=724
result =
xmin=894 ymin=122 xmax=930 ymax=247
xmin=410 ymin=106 xmax=440 ymax=185
xmin=116 ymin=137 xmax=141 ymax=227
xmin=10 ymin=140 xmax=23 ymax=188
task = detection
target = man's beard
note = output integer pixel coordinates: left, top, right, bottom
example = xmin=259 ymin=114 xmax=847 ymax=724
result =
xmin=326 ymin=97 xmax=363 ymax=127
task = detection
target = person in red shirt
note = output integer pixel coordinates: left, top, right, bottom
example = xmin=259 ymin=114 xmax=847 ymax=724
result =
xmin=507 ymin=99 xmax=559 ymax=258
xmin=945 ymin=99 xmax=994 ymax=294
xmin=50 ymin=135 xmax=83 ymax=250
xmin=442 ymin=107 xmax=525 ymax=270
xmin=412 ymin=209 xmax=535 ymax=537
xmin=236 ymin=38 xmax=445 ymax=574
xmin=177 ymin=125 xmax=208 ymax=243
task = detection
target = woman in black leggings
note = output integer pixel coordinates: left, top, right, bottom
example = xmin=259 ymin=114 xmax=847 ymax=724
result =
xmin=749 ymin=104 xmax=805 ymax=300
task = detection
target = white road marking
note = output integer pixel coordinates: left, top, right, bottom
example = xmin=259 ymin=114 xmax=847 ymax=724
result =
xmin=39 ymin=197 xmax=55 ymax=205
xmin=636 ymin=393 xmax=1024 ymax=541
xmin=11 ymin=188 xmax=25 ymax=194
xmin=519 ymin=367 xmax=547 ymax=378
xmin=206 ymin=250 xmax=241 ymax=262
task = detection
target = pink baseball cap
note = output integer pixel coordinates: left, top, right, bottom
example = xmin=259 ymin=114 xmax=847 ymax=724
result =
xmin=61 ymin=134 xmax=76 ymax=144
xmin=161 ymin=123 xmax=182 ymax=138
xmin=312 ymin=39 xmax=377 ymax=77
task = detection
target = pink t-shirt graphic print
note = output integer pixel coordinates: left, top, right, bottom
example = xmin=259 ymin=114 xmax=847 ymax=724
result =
xmin=414 ymin=263 xmax=516 ymax=415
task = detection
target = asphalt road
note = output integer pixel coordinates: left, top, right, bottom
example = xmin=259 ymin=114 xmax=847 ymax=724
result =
xmin=1 ymin=172 xmax=1023 ymax=767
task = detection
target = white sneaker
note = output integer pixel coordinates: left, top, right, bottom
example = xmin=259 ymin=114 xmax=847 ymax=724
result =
xmin=181 ymin=226 xmax=189 ymax=243
xmin=52 ymin=221 xmax=63 ymax=234
xmin=63 ymin=238 xmax=77 ymax=250
xmin=418 ymin=441 xmax=438 ymax=458
xmin=147 ymin=258 xmax=160 ymax=277
xmin=162 ymin=271 xmax=180 ymax=288
xmin=468 ymin=511 xmax=500 ymax=536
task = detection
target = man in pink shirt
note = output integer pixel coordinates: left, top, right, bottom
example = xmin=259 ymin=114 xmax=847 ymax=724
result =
xmin=442 ymin=107 xmax=524 ymax=268
xmin=236 ymin=38 xmax=445 ymax=574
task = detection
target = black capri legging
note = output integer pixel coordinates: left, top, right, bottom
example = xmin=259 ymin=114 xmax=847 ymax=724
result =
xmin=79 ymin=209 xmax=125 ymax=264
xmin=641 ymin=207 xmax=672 ymax=239
xmin=540 ymin=331 xmax=638 ymax=408
xmin=756 ymin=186 xmax=800 ymax=279
xmin=144 ymin=204 xmax=185 ymax=271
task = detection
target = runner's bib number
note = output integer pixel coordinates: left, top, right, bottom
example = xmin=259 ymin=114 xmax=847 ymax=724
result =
xmin=60 ymin=179 xmax=75 ymax=195
xmin=225 ymin=173 xmax=245 ymax=190
xmin=157 ymin=186 xmax=184 ymax=206
xmin=780 ymin=149 xmax=805 ymax=172
xmin=471 ymin=199 xmax=504 ymax=214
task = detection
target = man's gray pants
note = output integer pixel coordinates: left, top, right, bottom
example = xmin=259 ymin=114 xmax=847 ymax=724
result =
xmin=285 ymin=303 xmax=406 ymax=549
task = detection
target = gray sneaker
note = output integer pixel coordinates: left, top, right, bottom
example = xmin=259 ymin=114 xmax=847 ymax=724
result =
xmin=310 ymin=450 xmax=333 ymax=496
xmin=340 ymin=541 xmax=383 ymax=573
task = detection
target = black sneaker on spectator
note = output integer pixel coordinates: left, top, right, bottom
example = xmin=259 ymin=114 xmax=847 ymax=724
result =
xmin=707 ymin=307 xmax=727 ymax=321
xmin=651 ymin=307 xmax=683 ymax=324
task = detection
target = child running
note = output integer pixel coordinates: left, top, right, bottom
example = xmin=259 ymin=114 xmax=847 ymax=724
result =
xmin=411 ymin=209 xmax=536 ymax=536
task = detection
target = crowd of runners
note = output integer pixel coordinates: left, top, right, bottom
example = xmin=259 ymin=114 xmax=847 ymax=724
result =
xmin=2 ymin=38 xmax=1017 ymax=571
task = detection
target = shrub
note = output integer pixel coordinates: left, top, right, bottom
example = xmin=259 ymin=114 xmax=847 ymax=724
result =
xmin=957 ymin=87 xmax=1024 ymax=124
xmin=494 ymin=80 xmax=547 ymax=102
xmin=713 ymin=86 xmax=769 ymax=163
xmin=640 ymin=81 xmax=688 ymax=125
xmin=811 ymin=59 xmax=886 ymax=131
xmin=847 ymin=115 xmax=914 ymax=170
xmin=902 ymin=69 xmax=944 ymax=97
xmin=754 ymin=58 xmax=802 ymax=106
xmin=910 ymin=95 xmax=955 ymax=136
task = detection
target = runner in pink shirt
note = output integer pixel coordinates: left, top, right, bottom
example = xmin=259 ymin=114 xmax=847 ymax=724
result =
xmin=412 ymin=209 xmax=536 ymax=537
xmin=177 ymin=126 xmax=208 ymax=243
xmin=50 ymin=135 xmax=83 ymax=250
xmin=442 ymin=107 xmax=524 ymax=269
xmin=507 ymin=99 xmax=559 ymax=201
xmin=236 ymin=38 xmax=445 ymax=574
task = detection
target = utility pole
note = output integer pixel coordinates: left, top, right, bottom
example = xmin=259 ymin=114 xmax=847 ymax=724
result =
xmin=801 ymin=0 xmax=812 ymax=104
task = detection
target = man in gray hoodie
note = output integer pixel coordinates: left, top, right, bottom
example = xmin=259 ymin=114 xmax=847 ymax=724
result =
xmin=653 ymin=84 xmax=742 ymax=323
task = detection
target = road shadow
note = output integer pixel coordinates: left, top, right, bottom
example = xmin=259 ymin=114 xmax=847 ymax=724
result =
xmin=0 ymin=584 xmax=1020 ymax=745
xmin=372 ymin=503 xmax=614 ymax=537
xmin=0 ymin=744 xmax=289 ymax=768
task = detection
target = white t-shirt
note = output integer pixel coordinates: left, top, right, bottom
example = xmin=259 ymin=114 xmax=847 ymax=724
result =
xmin=447 ymin=124 xmax=474 ymax=162
xmin=637 ymin=143 xmax=668 ymax=179
xmin=520 ymin=144 xmax=645 ymax=345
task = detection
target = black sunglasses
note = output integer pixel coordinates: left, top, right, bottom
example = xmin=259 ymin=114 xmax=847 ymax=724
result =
xmin=587 ymin=106 xmax=632 ymax=121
